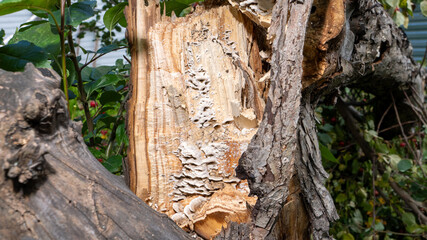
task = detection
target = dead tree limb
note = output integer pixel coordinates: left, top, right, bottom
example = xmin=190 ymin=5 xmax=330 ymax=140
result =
xmin=0 ymin=64 xmax=191 ymax=240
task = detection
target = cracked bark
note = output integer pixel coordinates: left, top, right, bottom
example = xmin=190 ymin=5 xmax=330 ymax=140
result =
xmin=235 ymin=0 xmax=315 ymax=238
xmin=0 ymin=65 xmax=191 ymax=240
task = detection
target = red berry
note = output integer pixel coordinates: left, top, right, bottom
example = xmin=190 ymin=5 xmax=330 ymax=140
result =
xmin=331 ymin=117 xmax=337 ymax=123
xmin=100 ymin=130 xmax=108 ymax=135
xmin=399 ymin=142 xmax=406 ymax=148
xmin=375 ymin=190 xmax=379 ymax=196
xmin=412 ymin=138 xmax=417 ymax=143
xmin=394 ymin=7 xmax=400 ymax=12
xmin=90 ymin=100 xmax=97 ymax=108
xmin=97 ymin=158 xmax=103 ymax=163
xmin=339 ymin=141 xmax=345 ymax=147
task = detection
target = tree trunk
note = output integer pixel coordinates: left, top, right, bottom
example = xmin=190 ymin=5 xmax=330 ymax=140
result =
xmin=0 ymin=65 xmax=191 ymax=240
xmin=125 ymin=2 xmax=268 ymax=239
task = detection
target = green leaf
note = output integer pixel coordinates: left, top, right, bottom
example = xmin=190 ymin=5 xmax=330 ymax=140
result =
xmin=336 ymin=193 xmax=347 ymax=203
xmin=161 ymin=0 xmax=187 ymax=16
xmin=401 ymin=212 xmax=416 ymax=227
xmin=406 ymin=224 xmax=424 ymax=233
xmin=160 ymin=0 xmax=199 ymax=17
xmin=342 ymin=233 xmax=355 ymax=240
xmin=0 ymin=40 xmax=48 ymax=71
xmin=81 ymin=66 xmax=115 ymax=82
xmin=102 ymin=155 xmax=122 ymax=173
xmin=410 ymin=182 xmax=427 ymax=201
xmin=179 ymin=6 xmax=192 ymax=17
xmin=18 ymin=20 xmax=47 ymax=32
xmin=116 ymin=123 xmax=128 ymax=146
xmin=386 ymin=0 xmax=399 ymax=8
xmin=49 ymin=1 xmax=95 ymax=27
xmin=93 ymin=113 xmax=108 ymax=125
xmin=356 ymin=188 xmax=368 ymax=199
xmin=393 ymin=11 xmax=405 ymax=27
xmin=89 ymin=147 xmax=104 ymax=159
xmin=397 ymin=159 xmax=412 ymax=172
xmin=0 ymin=0 xmax=58 ymax=16
xmin=374 ymin=221 xmax=384 ymax=231
xmin=421 ymin=0 xmax=427 ymax=17
xmin=319 ymin=123 xmax=334 ymax=132
xmin=103 ymin=2 xmax=127 ymax=31
xmin=118 ymin=14 xmax=127 ymax=27
xmin=9 ymin=22 xmax=60 ymax=56
xmin=99 ymin=91 xmax=122 ymax=105
xmin=374 ymin=141 xmax=389 ymax=154
xmin=404 ymin=0 xmax=413 ymax=16
xmin=0 ymin=28 xmax=5 ymax=45
xmin=387 ymin=154 xmax=401 ymax=170
xmin=364 ymin=130 xmax=378 ymax=142
xmin=318 ymin=132 xmax=332 ymax=145
xmin=320 ymin=143 xmax=339 ymax=163
xmin=85 ymin=74 xmax=121 ymax=98
xmin=67 ymin=1 xmax=95 ymax=27
xmin=99 ymin=115 xmax=116 ymax=127
xmin=352 ymin=209 xmax=363 ymax=225
xmin=96 ymin=44 xmax=120 ymax=54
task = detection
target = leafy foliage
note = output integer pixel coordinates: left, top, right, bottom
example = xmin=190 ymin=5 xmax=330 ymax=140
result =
xmin=0 ymin=0 xmax=130 ymax=174
xmin=318 ymin=88 xmax=426 ymax=239
xmin=0 ymin=0 xmax=59 ymax=16
xmin=160 ymin=0 xmax=200 ymax=17
xmin=103 ymin=2 xmax=127 ymax=32
xmin=0 ymin=40 xmax=48 ymax=71
xmin=9 ymin=21 xmax=60 ymax=55
xmin=49 ymin=1 xmax=96 ymax=27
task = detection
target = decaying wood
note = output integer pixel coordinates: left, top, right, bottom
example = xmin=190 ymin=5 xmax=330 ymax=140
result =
xmin=305 ymin=0 xmax=425 ymax=96
xmin=126 ymin=2 xmax=268 ymax=238
xmin=0 ymin=64 xmax=191 ymax=240
xmin=302 ymin=0 xmax=345 ymax=87
xmin=226 ymin=0 xmax=273 ymax=28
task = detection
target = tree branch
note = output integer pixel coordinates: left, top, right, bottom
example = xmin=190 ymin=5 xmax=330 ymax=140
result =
xmin=336 ymin=97 xmax=427 ymax=226
xmin=67 ymin=29 xmax=95 ymax=145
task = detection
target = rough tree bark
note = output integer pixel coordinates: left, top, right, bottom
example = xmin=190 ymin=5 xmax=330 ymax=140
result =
xmin=0 ymin=65 xmax=191 ymax=240
xmin=0 ymin=0 xmax=424 ymax=239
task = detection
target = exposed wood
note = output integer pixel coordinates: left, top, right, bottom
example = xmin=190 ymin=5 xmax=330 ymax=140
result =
xmin=302 ymin=0 xmax=346 ymax=87
xmin=226 ymin=0 xmax=273 ymax=28
xmin=0 ymin=64 xmax=191 ymax=240
xmin=126 ymin=2 xmax=267 ymax=238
